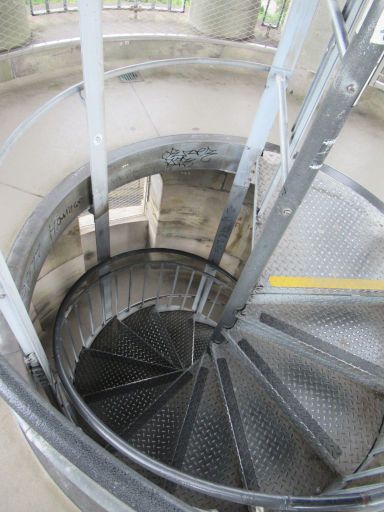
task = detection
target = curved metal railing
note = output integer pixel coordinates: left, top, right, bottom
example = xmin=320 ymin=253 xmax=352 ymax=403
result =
xmin=54 ymin=248 xmax=234 ymax=386
xmin=53 ymin=248 xmax=384 ymax=511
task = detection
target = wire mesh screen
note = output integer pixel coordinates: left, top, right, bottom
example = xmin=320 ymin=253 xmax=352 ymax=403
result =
xmin=29 ymin=0 xmax=186 ymax=15
xmin=79 ymin=178 xmax=148 ymax=234
xmin=0 ymin=0 xmax=31 ymax=52
xmin=26 ymin=0 xmax=289 ymax=46
xmin=108 ymin=179 xmax=147 ymax=210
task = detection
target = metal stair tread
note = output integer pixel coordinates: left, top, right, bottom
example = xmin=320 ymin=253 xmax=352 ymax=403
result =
xmin=121 ymin=364 xmax=200 ymax=466
xmin=212 ymin=345 xmax=260 ymax=492
xmin=74 ymin=348 xmax=171 ymax=395
xmin=239 ymin=314 xmax=384 ymax=393
xmin=173 ymin=353 xmax=247 ymax=512
xmin=215 ymin=343 xmax=336 ymax=496
xmin=193 ymin=321 xmax=214 ymax=362
xmin=91 ymin=316 xmax=174 ymax=369
xmin=122 ymin=306 xmax=182 ymax=367
xmin=233 ymin=330 xmax=384 ymax=475
xmin=259 ymin=310 xmax=384 ymax=376
xmin=259 ymin=171 xmax=384 ymax=291
xmin=158 ymin=310 xmax=194 ymax=367
xmin=85 ymin=373 xmax=180 ymax=435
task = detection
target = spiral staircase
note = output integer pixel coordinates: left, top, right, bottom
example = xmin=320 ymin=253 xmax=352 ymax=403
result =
xmin=1 ymin=1 xmax=384 ymax=511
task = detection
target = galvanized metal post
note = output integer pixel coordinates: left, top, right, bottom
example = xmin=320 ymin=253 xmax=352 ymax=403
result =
xmin=208 ymin=0 xmax=320 ymax=267
xmin=0 ymin=251 xmax=53 ymax=385
xmin=257 ymin=0 xmax=366 ymax=218
xmin=290 ymin=0 xmax=365 ymax=156
xmin=326 ymin=0 xmax=349 ymax=57
xmin=78 ymin=0 xmax=110 ymax=262
xmin=215 ymin=0 xmax=384 ymax=333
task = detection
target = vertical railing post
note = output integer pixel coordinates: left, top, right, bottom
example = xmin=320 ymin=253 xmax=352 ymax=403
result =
xmin=78 ymin=0 xmax=110 ymax=263
xmin=208 ymin=0 xmax=320 ymax=267
xmin=0 ymin=251 xmax=53 ymax=385
xmin=193 ymin=0 xmax=320 ymax=315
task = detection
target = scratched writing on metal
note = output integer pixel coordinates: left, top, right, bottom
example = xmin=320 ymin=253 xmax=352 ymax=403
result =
xmin=48 ymin=197 xmax=83 ymax=241
xmin=21 ymin=242 xmax=41 ymax=301
xmin=162 ymin=147 xmax=218 ymax=168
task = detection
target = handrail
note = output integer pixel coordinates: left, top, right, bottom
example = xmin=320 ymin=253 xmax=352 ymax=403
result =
xmin=0 ymin=34 xmax=276 ymax=62
xmin=54 ymin=249 xmax=235 ymax=373
xmin=0 ymin=58 xmax=272 ymax=167
xmin=53 ymin=248 xmax=384 ymax=510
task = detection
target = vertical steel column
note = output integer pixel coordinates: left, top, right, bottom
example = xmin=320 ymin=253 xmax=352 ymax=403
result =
xmin=208 ymin=0 xmax=320 ymax=267
xmin=215 ymin=0 xmax=384 ymax=334
xmin=79 ymin=0 xmax=110 ymax=262
xmin=0 ymin=251 xmax=53 ymax=385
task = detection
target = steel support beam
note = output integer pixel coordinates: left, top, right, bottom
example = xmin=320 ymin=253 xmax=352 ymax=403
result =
xmin=207 ymin=0 xmax=320 ymax=266
xmin=215 ymin=0 xmax=384 ymax=332
xmin=78 ymin=0 xmax=110 ymax=262
xmin=0 ymin=251 xmax=53 ymax=384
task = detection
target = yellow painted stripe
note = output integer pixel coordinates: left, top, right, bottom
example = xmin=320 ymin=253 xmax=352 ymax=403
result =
xmin=269 ymin=276 xmax=384 ymax=291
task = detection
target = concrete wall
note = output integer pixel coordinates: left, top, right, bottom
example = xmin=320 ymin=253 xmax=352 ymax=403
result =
xmin=32 ymin=220 xmax=85 ymax=330
xmin=81 ymin=217 xmax=149 ymax=270
xmin=148 ymin=170 xmax=253 ymax=278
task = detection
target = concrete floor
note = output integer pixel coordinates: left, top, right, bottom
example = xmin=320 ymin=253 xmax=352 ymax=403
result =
xmin=1 ymin=10 xmax=384 ymax=512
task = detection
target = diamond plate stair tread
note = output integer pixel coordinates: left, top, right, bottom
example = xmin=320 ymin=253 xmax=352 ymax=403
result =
xmin=258 ymin=304 xmax=384 ymax=369
xmin=235 ymin=332 xmax=384 ymax=475
xmin=123 ymin=365 xmax=199 ymax=466
xmin=174 ymin=354 xmax=246 ymax=512
xmin=212 ymin=346 xmax=260 ymax=492
xmin=159 ymin=310 xmax=194 ymax=367
xmin=193 ymin=322 xmax=214 ymax=362
xmin=123 ymin=307 xmax=181 ymax=367
xmin=74 ymin=349 xmax=170 ymax=395
xmin=259 ymin=172 xmax=384 ymax=288
xmin=91 ymin=317 xmax=173 ymax=369
xmin=255 ymin=312 xmax=384 ymax=393
xmin=85 ymin=374 xmax=180 ymax=434
xmin=219 ymin=344 xmax=336 ymax=496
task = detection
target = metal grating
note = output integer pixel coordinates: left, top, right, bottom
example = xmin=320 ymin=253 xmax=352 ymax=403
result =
xmin=119 ymin=71 xmax=143 ymax=83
